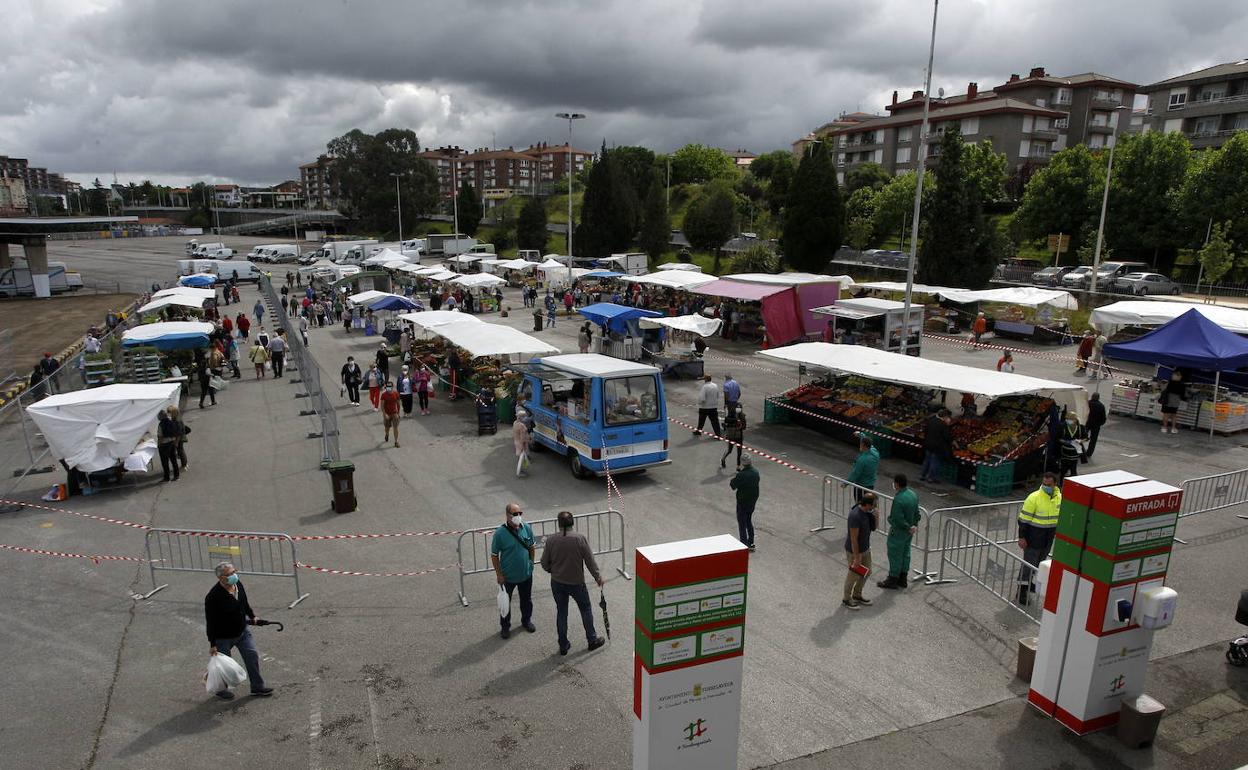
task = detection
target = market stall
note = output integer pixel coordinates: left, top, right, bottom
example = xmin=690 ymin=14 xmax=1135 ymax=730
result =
xmin=619 ymin=270 xmax=717 ymax=291
xmin=758 ymin=343 xmax=1088 ymax=494
xmin=138 ymin=294 xmax=210 ymax=316
xmin=687 ymin=273 xmax=844 ymax=346
xmin=638 ymin=314 xmax=722 ymax=379
xmin=656 ymin=262 xmax=703 ymax=273
xmin=576 ymin=302 xmax=663 ymax=360
xmin=1091 ymin=300 xmax=1248 ymax=337
xmin=363 ymin=248 xmax=408 ymax=267
xmin=122 ymin=321 xmax=214 ymax=351
xmin=1103 ymin=308 xmax=1248 ymax=434
xmin=811 ymin=298 xmax=924 ymax=354
xmin=855 ymin=282 xmax=1077 ymax=342
xmin=152 ymin=286 xmax=215 ymax=301
xmin=397 ymin=309 xmax=484 ymax=333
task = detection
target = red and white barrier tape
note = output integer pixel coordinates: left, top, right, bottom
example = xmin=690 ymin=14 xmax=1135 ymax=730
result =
xmin=296 ymin=562 xmax=455 ymax=578
xmin=291 ymin=530 xmax=463 ymax=541
xmin=705 ymin=353 xmax=797 ymax=381
xmin=0 ymin=542 xmax=149 ymax=564
xmin=923 ymin=333 xmax=1123 ymax=375
xmin=1 ymin=499 xmax=152 ymax=530
xmin=667 ymin=416 xmax=820 ymax=478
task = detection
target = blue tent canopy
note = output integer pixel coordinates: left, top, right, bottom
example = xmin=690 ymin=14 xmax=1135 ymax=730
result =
xmin=577 ymin=302 xmax=663 ymax=334
xmin=1103 ymin=308 xmax=1248 ymax=370
xmin=582 ymin=270 xmax=624 ymax=279
xmin=369 ymin=295 xmax=420 ymax=311
xmin=179 ymin=274 xmax=216 ymax=287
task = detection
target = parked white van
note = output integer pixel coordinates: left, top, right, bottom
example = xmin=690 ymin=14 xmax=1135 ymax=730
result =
xmin=206 ymin=260 xmax=262 ymax=282
xmin=246 ymin=244 xmax=279 ymax=261
xmin=259 ymin=244 xmax=299 ymax=263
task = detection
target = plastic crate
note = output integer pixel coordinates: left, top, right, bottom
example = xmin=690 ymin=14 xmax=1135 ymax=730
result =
xmin=938 ymin=460 xmax=959 ymax=484
xmin=764 ymin=399 xmax=791 ymax=424
xmin=871 ymin=435 xmax=893 ymax=459
xmin=975 ymin=461 xmax=1015 ymax=488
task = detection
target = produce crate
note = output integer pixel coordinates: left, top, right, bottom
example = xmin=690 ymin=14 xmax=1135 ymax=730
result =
xmin=975 ymin=461 xmax=1015 ymax=497
xmin=871 ymin=435 xmax=893 ymax=459
xmin=938 ymin=460 xmax=959 ymax=484
xmin=496 ymin=395 xmax=515 ymax=424
xmin=763 ymin=398 xmax=791 ymax=425
xmin=1109 ymin=386 xmax=1139 ymax=416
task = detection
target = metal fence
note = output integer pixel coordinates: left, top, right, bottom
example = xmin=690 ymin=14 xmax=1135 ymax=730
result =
xmin=456 ymin=509 xmax=630 ymax=606
xmin=1179 ymin=468 xmax=1248 ymax=517
xmin=259 ymin=276 xmax=338 ymax=465
xmin=815 ymin=474 xmax=898 ymax=535
xmin=143 ymin=527 xmax=309 ymax=608
xmin=936 ymin=517 xmax=1041 ymax=624
xmin=0 ymin=329 xmax=13 ymax=389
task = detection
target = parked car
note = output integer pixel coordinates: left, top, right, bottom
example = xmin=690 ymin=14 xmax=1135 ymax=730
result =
xmin=1113 ymin=272 xmax=1183 ymax=296
xmin=995 ymin=258 xmax=1045 ymax=282
xmin=1031 ymin=266 xmax=1074 ymax=286
xmin=1061 ymin=266 xmax=1096 ymax=289
xmin=1091 ymin=261 xmax=1150 ymax=291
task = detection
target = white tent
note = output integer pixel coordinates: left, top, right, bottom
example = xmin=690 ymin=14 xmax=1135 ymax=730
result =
xmin=138 ymin=295 xmax=209 ymax=314
xmin=639 ymin=314 xmax=723 ymax=337
xmin=478 ymin=258 xmax=510 ymax=273
xmin=121 ymin=321 xmax=214 ymax=346
xmin=397 ymin=310 xmax=485 ymax=331
xmin=1090 ymin=300 xmax=1248 ymax=335
xmin=425 ymin=270 xmax=461 ymax=282
xmin=379 ymin=260 xmax=409 ymax=270
xmin=855 ymin=281 xmax=1077 ymax=309
xmin=539 ymin=257 xmax=567 ymax=268
xmin=758 ymin=342 xmax=1088 ymax=420
xmin=657 ymin=263 xmax=702 ymax=273
xmin=363 ymin=248 xmax=406 ymax=266
xmin=431 ymin=321 xmax=560 ymax=359
xmin=727 ymin=272 xmax=852 ymax=287
xmin=451 ymin=273 xmax=507 ymax=288
xmin=395 ymin=263 xmax=426 ymax=273
xmin=495 ymin=259 xmax=537 ymax=271
xmin=620 ymin=270 xmax=718 ymax=290
xmin=152 ymin=286 xmax=215 ymax=300
xmin=449 ymin=254 xmax=484 ymax=265
xmin=541 ymin=266 xmax=594 ymax=286
xmin=25 ymin=383 xmax=181 ymax=472
xmin=348 ymin=289 xmax=394 ymax=305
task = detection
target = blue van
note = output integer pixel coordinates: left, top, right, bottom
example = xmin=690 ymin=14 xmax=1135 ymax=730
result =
xmin=519 ymin=354 xmax=670 ymax=478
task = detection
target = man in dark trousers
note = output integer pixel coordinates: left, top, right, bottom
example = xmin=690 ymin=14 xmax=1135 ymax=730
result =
xmin=729 ymin=455 xmax=759 ymax=551
xmin=842 ymin=492 xmax=877 ymax=610
xmin=1085 ymin=392 xmax=1107 ymax=461
xmin=204 ymin=562 xmax=273 ymax=699
xmin=540 ymin=511 xmax=606 ymax=655
xmin=878 ymin=474 xmax=921 ymax=590
xmin=1017 ymin=472 xmax=1061 ymax=606
xmin=491 ymin=503 xmax=536 ymax=639
xmin=920 ymin=409 xmax=952 ymax=483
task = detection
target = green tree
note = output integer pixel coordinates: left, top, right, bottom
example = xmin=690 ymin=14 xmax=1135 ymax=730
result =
xmin=1175 ymin=132 xmax=1248 ymax=267
xmin=764 ymin=156 xmax=794 ymax=216
xmin=86 ymin=178 xmax=110 ymax=216
xmin=609 ymin=145 xmax=657 ymax=202
xmin=780 ymin=141 xmax=843 ymax=272
xmin=749 ymin=150 xmax=795 ymax=181
xmin=963 ymin=139 xmax=1008 ymax=205
xmin=917 ymin=127 xmax=994 ymax=288
xmin=638 ymin=171 xmax=670 ymax=265
xmin=1198 ymin=221 xmax=1234 ymax=289
xmin=669 ymin=144 xmax=739 ymax=185
xmin=844 ymin=186 xmax=879 ymax=250
xmin=843 ymin=162 xmax=891 ymax=195
xmin=730 ymin=243 xmax=780 ymax=274
xmin=871 ymin=172 xmax=921 ymax=248
xmin=576 ymin=143 xmax=638 ymax=256
xmin=516 ymin=195 xmax=549 ymax=252
xmin=1016 ymin=144 xmax=1099 ymax=261
xmin=456 ymin=182 xmax=483 ymax=236
xmin=1104 ymin=132 xmax=1191 ymax=273
xmin=185 ymin=181 xmax=213 ymax=226
xmin=326 ymin=127 xmax=440 ymax=232
xmin=683 ymin=179 xmax=739 ymax=274
xmin=138 ymin=180 xmax=155 ymax=205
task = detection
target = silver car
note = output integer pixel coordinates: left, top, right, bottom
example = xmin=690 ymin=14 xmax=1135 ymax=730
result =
xmin=1060 ymin=266 xmax=1095 ymax=289
xmin=1113 ymin=272 xmax=1183 ymax=296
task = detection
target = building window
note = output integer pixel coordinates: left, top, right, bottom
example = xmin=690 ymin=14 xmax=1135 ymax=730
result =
xmin=895 ymin=147 xmax=911 ymax=164
xmin=898 ymin=126 xmax=912 ymax=143
xmin=1055 ymin=88 xmax=1072 ymax=105
xmin=960 ymin=117 xmax=979 ymax=135
xmin=1193 ymin=117 xmax=1220 ymax=136
xmin=1168 ymin=92 xmax=1187 ymax=110
xmin=1054 ymin=117 xmax=1070 ymax=129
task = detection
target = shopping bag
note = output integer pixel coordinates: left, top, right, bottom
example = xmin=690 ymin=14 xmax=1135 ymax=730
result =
xmin=497 ymin=585 xmax=510 ymax=618
xmin=210 ymin=375 xmax=228 ymax=391
xmin=204 ymin=653 xmax=248 ymax=693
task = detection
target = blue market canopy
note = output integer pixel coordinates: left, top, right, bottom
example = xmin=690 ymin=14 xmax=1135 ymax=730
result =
xmin=121 ymin=321 xmax=214 ymax=351
xmin=582 ymin=270 xmax=625 ymax=279
xmin=577 ymin=302 xmax=663 ymax=334
xmin=1103 ymin=308 xmax=1248 ymax=370
xmin=368 ymin=294 xmax=421 ymax=311
xmin=179 ymin=273 xmax=217 ymax=287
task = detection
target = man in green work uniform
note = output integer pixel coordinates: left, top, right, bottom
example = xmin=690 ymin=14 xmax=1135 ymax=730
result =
xmin=844 ymin=433 xmax=880 ymax=503
xmin=878 ymin=473 xmax=921 ymax=590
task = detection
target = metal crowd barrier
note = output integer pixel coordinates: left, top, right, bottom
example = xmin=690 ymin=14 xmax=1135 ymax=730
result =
xmin=814 ymin=473 xmax=898 ymax=534
xmin=935 ymin=517 xmax=1040 ymax=624
xmin=143 ymin=527 xmax=309 ymax=608
xmin=1179 ymin=468 xmax=1248 ymax=517
xmin=456 ymin=509 xmax=630 ymax=606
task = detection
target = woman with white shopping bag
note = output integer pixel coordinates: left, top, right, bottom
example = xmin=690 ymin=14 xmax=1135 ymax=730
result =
xmin=513 ymin=410 xmax=532 ymax=477
xmin=204 ymin=562 xmax=273 ymax=699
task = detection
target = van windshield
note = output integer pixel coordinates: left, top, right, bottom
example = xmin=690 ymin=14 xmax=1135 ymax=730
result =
xmin=603 ymin=376 xmax=659 ymax=425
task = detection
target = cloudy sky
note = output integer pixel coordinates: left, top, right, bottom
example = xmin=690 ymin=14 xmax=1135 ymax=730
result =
xmin=3 ymin=0 xmax=1244 ymax=187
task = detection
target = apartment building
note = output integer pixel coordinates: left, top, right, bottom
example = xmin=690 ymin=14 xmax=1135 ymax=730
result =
xmin=299 ymin=155 xmax=341 ymax=210
xmin=522 ymin=142 xmax=593 ymax=190
xmin=728 ymin=149 xmax=757 ymax=168
xmin=456 ymin=148 xmax=544 ymax=199
xmin=0 ymin=173 xmax=29 ymax=216
xmin=792 ymin=113 xmax=881 ymax=156
xmin=416 ymin=145 xmax=466 ymax=199
xmin=1138 ymin=59 xmax=1248 ymax=149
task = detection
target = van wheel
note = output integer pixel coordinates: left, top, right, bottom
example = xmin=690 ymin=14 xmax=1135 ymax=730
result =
xmin=569 ymin=451 xmax=589 ymax=479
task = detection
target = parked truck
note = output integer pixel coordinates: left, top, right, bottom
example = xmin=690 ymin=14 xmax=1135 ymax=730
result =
xmin=312 ymin=239 xmax=379 ymax=263
xmin=425 ymin=233 xmax=477 ymax=256
xmin=0 ymin=263 xmax=73 ymax=297
xmin=600 ymin=252 xmax=649 ymax=276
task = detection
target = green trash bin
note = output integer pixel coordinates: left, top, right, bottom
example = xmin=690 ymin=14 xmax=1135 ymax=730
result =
xmin=496 ymin=394 xmax=515 ymax=424
xmin=326 ymin=461 xmax=357 ymax=513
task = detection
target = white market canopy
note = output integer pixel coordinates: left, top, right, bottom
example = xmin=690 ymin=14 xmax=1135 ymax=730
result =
xmin=478 ymin=258 xmax=510 ymax=268
xmin=425 ymin=270 xmax=461 ymax=282
xmin=121 ymin=321 xmax=214 ymax=345
xmin=726 ymin=272 xmax=853 ymax=287
xmin=363 ymin=248 xmax=406 ymax=266
xmin=541 ymin=266 xmax=595 ymax=285
xmin=397 ymin=310 xmax=485 ymax=331
xmin=758 ymin=342 xmax=1088 ymax=420
xmin=448 ymin=254 xmax=484 ymax=265
xmin=348 ymin=289 xmax=394 ymax=305
xmin=856 ymin=281 xmax=1077 ymax=310
xmin=138 ymin=295 xmax=209 ymax=314
xmin=639 ymin=313 xmax=723 ymax=337
xmin=539 ymin=257 xmax=567 ymax=268
xmin=431 ymin=321 xmax=559 ymax=359
xmin=495 ymin=259 xmax=537 ymax=271
xmin=657 ymin=263 xmax=702 ymax=273
xmin=1090 ymin=300 xmax=1248 ymax=335
xmin=25 ymin=383 xmax=180 ymax=472
xmin=152 ymin=286 xmax=215 ymax=300
xmin=451 ymin=273 xmax=507 ymax=288
xmin=620 ymin=270 xmax=718 ymax=290
xmin=407 ymin=265 xmax=446 ymax=276
xmin=380 ymin=260 xmax=409 ymax=270
xmin=394 ymin=263 xmax=426 ymax=273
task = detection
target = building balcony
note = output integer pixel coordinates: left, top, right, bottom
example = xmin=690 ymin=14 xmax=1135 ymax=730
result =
xmin=1090 ymin=94 xmax=1123 ymax=108
xmin=1026 ymin=148 xmax=1054 ymax=160
xmin=1188 ymin=128 xmax=1245 ymax=148
xmin=1028 ymin=127 xmax=1059 ymax=140
xmin=1088 ymin=123 xmax=1116 ymax=134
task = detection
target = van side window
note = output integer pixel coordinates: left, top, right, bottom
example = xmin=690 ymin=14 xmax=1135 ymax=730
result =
xmin=604 ymin=376 xmax=659 ymax=425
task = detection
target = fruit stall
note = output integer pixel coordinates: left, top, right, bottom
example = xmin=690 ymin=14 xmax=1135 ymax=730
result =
xmin=758 ymin=343 xmax=1087 ymax=495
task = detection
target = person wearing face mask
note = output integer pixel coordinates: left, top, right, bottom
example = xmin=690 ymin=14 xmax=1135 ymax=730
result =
xmin=1016 ymin=472 xmax=1062 ymax=606
xmin=491 ymin=503 xmax=536 ymax=639
xmin=380 ymin=381 xmax=401 ymax=448
xmin=1057 ymin=412 xmax=1085 ymax=482
xmin=204 ymin=562 xmax=273 ymax=700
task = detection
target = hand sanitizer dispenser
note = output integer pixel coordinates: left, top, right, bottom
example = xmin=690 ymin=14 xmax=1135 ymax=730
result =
xmin=1035 ymin=559 xmax=1052 ymax=601
xmin=1138 ymin=586 xmax=1177 ymax=630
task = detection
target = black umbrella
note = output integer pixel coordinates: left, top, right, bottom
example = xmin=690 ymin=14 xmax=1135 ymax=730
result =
xmin=252 ymin=619 xmax=284 ymax=632
xmin=599 ymin=589 xmax=611 ymax=640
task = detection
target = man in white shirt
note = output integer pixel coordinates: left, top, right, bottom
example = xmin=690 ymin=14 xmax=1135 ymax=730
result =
xmin=694 ymin=374 xmax=722 ymax=437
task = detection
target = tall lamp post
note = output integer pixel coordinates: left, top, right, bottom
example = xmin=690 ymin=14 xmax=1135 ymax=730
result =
xmin=390 ymin=172 xmax=405 ymax=246
xmin=1088 ymin=105 xmax=1131 ymax=295
xmin=556 ymin=112 xmax=586 ymax=288
xmin=452 ymin=158 xmax=460 ymax=244
xmin=900 ymin=0 xmax=939 ymax=356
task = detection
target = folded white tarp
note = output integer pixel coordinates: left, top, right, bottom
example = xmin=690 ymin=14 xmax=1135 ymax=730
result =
xmin=431 ymin=321 xmax=560 ymax=359
xmin=348 ymin=290 xmax=393 ymax=305
xmin=758 ymin=342 xmax=1087 ymax=420
xmin=1090 ymin=300 xmax=1248 ymax=335
xmin=451 ymin=273 xmax=507 ymax=288
xmin=397 ymin=310 xmax=485 ymax=331
xmin=726 ymin=272 xmax=853 ymax=287
xmin=152 ymin=286 xmax=215 ymax=300
xmin=639 ymin=314 xmax=723 ymax=337
xmin=856 ymin=281 xmax=1076 ymax=309
xmin=657 ymin=263 xmax=702 ymax=273
xmin=25 ymin=383 xmax=181 ymax=472
xmin=620 ymin=270 xmax=718 ymax=290
xmin=139 ymin=295 xmax=209 ymax=314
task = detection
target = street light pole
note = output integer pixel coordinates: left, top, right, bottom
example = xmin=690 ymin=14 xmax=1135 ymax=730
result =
xmin=900 ymin=0 xmax=939 ymax=356
xmin=390 ymin=172 xmax=404 ymax=246
xmin=556 ymin=112 xmax=586 ymax=288
xmin=452 ymin=158 xmax=460 ymax=243
xmin=1089 ymin=105 xmax=1130 ymax=295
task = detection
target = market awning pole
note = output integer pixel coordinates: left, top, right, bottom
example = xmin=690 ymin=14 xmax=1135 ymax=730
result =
xmin=900 ymin=0 xmax=939 ymax=357
xmin=1211 ymin=370 xmax=1220 ymax=439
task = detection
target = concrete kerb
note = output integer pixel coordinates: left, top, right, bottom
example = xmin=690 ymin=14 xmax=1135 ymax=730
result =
xmin=456 ymin=509 xmax=630 ymax=606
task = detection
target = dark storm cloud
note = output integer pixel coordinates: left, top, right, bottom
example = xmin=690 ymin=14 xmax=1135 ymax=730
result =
xmin=0 ymin=0 xmax=1245 ymax=185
